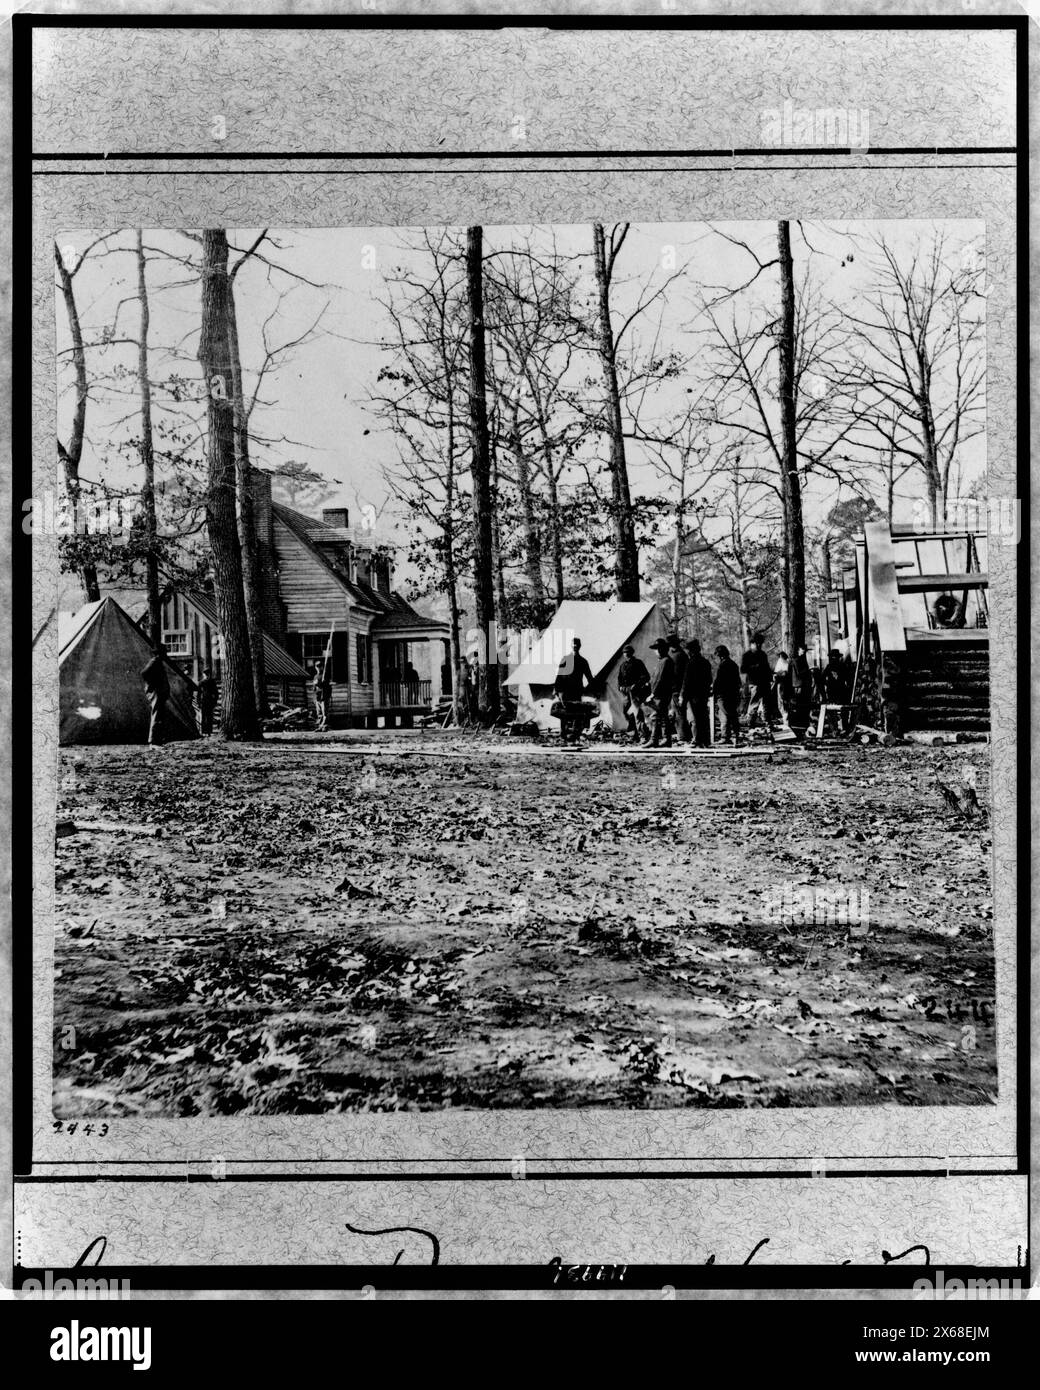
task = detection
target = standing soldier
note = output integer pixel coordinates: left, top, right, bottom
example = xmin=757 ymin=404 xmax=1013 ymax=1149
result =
xmin=683 ymin=639 xmax=713 ymax=748
xmin=140 ymin=642 xmax=170 ymax=748
xmin=789 ymin=644 xmax=813 ymax=731
xmin=196 ymin=666 xmax=219 ymax=737
xmin=712 ymin=644 xmax=742 ymax=746
xmin=644 ymin=637 xmax=675 ymax=749
xmin=553 ymin=636 xmax=594 ymax=746
xmin=666 ymin=634 xmax=691 ymax=743
xmin=740 ymin=630 xmax=772 ymax=729
xmin=617 ymin=642 xmax=651 ymax=740
xmin=314 ymin=653 xmax=333 ymax=731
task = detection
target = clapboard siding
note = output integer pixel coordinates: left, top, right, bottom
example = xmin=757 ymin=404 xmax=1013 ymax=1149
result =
xmin=274 ymin=520 xmax=355 ymax=631
xmin=349 ymin=610 xmax=377 ymax=715
xmin=275 ymin=518 xmax=382 ymax=719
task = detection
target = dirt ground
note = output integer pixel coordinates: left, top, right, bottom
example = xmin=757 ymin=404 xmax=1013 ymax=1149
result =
xmin=51 ymin=733 xmax=996 ymax=1115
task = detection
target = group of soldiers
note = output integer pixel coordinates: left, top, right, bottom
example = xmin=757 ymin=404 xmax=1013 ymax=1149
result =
xmin=554 ymin=629 xmax=848 ymax=748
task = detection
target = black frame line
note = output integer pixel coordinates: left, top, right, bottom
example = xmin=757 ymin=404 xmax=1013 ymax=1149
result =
xmin=11 ymin=10 xmax=1031 ymax=1292
xmin=31 ymin=165 xmax=1018 ymax=178
xmin=9 ymin=1263 xmax=1027 ymax=1291
xmin=30 ymin=146 xmax=1019 ymax=160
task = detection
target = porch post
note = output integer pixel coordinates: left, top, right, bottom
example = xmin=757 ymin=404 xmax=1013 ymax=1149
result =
xmin=429 ymin=640 xmax=442 ymax=704
xmin=371 ymin=636 xmax=381 ymax=707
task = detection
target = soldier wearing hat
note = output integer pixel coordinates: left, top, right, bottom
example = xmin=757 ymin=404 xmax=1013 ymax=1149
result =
xmin=644 ymin=637 xmax=675 ymax=748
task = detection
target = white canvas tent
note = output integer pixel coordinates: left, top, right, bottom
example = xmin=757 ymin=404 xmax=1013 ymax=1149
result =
xmin=59 ymin=597 xmax=198 ymax=745
xmin=506 ymin=600 xmax=669 ymax=732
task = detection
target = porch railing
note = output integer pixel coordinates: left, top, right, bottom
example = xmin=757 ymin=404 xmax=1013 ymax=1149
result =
xmin=379 ymin=678 xmax=432 ymax=707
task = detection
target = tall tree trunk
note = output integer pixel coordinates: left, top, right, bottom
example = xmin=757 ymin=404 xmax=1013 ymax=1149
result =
xmin=466 ymin=226 xmax=499 ymax=721
xmin=198 ymin=229 xmax=261 ymax=742
xmin=490 ymin=440 xmax=512 ymax=705
xmin=442 ymin=417 xmax=464 ymax=723
xmin=671 ymin=468 xmax=686 ymax=623
xmin=731 ymin=457 xmax=752 ymax=651
xmin=135 ymin=231 xmax=162 ymax=645
xmin=547 ymin=467 xmax=565 ymax=608
xmin=491 ymin=438 xmax=509 ymax=632
xmin=591 ymin=223 xmax=640 ymax=601
xmin=777 ymin=220 xmax=806 ymax=653
xmin=225 ymin=274 xmax=269 ymax=715
xmin=54 ymin=244 xmax=100 ymax=603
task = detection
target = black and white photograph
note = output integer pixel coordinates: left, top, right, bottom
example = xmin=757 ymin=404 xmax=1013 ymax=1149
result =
xmin=50 ymin=216 xmax=998 ymax=1117
xmin=11 ymin=9 xmax=1030 ymax=1324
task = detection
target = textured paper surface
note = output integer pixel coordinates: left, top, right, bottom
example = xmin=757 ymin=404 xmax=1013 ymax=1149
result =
xmin=18 ymin=17 xmax=1026 ymax=1277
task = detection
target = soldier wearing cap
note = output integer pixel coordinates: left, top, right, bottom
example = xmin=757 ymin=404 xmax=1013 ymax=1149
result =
xmin=644 ymin=637 xmax=675 ymax=749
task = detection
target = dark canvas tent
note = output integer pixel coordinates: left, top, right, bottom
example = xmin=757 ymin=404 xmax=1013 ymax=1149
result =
xmin=59 ymin=597 xmax=198 ymax=746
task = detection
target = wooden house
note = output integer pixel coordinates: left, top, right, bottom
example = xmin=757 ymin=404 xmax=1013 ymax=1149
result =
xmin=254 ymin=471 xmax=451 ymax=727
xmin=104 ymin=584 xmax=311 ymax=710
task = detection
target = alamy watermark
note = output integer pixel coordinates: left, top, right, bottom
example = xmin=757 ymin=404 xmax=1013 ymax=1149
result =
xmin=912 ymin=1270 xmax=1024 ymax=1301
xmin=760 ymin=880 xmax=871 ymax=934
xmin=23 ymin=490 xmax=142 ymax=537
xmin=761 ymin=98 xmax=870 ymax=150
xmin=911 ymin=496 xmax=1020 ymax=547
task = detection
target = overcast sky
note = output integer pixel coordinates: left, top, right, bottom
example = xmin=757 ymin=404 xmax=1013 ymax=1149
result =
xmin=56 ymin=219 xmax=986 ymax=546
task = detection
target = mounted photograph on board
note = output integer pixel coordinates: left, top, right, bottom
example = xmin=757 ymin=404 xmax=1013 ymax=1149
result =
xmin=48 ymin=218 xmax=996 ymax=1117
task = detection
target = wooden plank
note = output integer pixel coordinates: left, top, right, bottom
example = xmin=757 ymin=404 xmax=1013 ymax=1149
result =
xmin=890 ymin=528 xmax=985 ymax=540
xmin=898 ymin=572 xmax=989 ymax=593
xmin=864 ymin=521 xmax=906 ymax=653
xmin=905 ymin=628 xmax=990 ymax=643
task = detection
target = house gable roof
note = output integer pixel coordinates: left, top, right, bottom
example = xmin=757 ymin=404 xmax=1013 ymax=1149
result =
xmin=272 ymin=503 xmax=382 ymax=611
xmin=272 ymin=501 xmax=446 ymax=636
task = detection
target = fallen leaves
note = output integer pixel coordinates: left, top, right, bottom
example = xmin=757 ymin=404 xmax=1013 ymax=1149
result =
xmin=51 ymin=739 xmax=998 ymax=1114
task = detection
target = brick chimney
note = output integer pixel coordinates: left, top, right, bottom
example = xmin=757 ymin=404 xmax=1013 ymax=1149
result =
xmin=322 ymin=507 xmax=350 ymax=529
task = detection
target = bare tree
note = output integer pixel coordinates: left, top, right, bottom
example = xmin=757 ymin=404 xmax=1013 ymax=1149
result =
xmin=54 ymin=240 xmax=104 ymax=602
xmin=483 ymin=237 xmax=586 ymax=621
xmin=225 ymin=236 xmax=270 ymax=715
xmin=591 ymin=223 xmax=640 ymax=600
xmin=370 ymin=230 xmax=470 ymax=718
xmin=837 ymin=230 xmax=986 ymax=520
xmin=134 ymin=230 xmax=163 ymax=644
xmin=699 ymin=223 xmax=860 ymax=651
xmin=466 ymin=226 xmax=499 ymax=721
xmin=777 ymin=221 xmax=807 ymax=652
xmin=198 ymin=229 xmax=261 ymax=741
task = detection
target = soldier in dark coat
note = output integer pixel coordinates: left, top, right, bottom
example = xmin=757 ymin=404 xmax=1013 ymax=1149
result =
xmin=712 ymin=644 xmax=742 ymax=745
xmin=644 ymin=637 xmax=674 ymax=748
xmin=196 ymin=667 xmax=219 ymax=737
xmin=683 ymin=639 xmax=713 ymax=748
xmin=553 ymin=637 xmax=594 ymax=745
xmin=667 ymin=634 xmax=691 ymax=743
xmin=789 ymin=645 xmax=813 ymax=730
xmin=740 ymin=630 xmax=772 ymax=728
xmin=617 ymin=643 xmax=651 ymax=739
xmin=140 ymin=644 xmax=170 ymax=747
